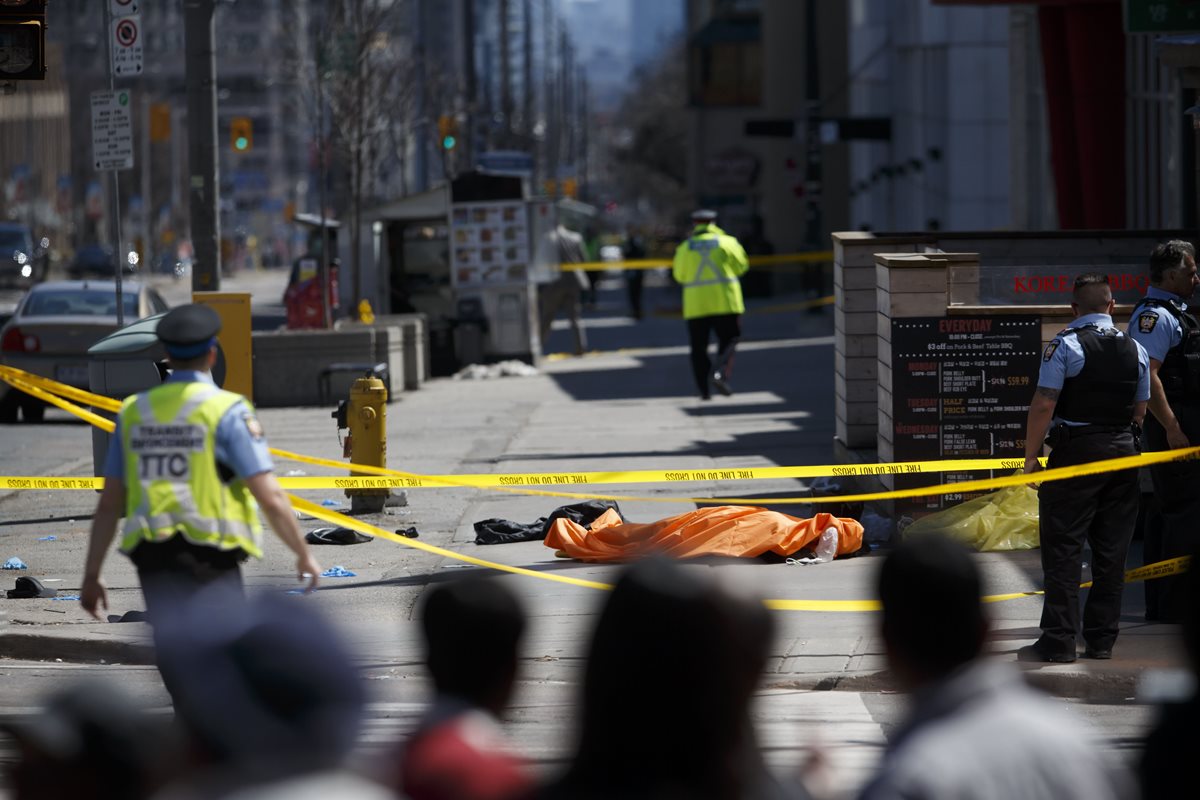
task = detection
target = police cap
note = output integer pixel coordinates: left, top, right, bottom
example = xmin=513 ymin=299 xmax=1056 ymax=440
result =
xmin=157 ymin=303 xmax=221 ymax=359
xmin=691 ymin=209 xmax=718 ymax=223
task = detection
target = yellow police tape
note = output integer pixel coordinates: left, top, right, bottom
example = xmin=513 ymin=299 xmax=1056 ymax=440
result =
xmin=0 ymin=364 xmax=1191 ymax=610
xmin=4 ymin=363 xmax=1200 ymax=509
xmin=561 ymin=250 xmax=833 ymax=272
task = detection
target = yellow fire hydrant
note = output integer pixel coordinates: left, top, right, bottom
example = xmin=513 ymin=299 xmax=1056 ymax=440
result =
xmin=335 ymin=374 xmax=389 ymax=513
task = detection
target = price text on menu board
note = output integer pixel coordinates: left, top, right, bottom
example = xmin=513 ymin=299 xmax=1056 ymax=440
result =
xmin=890 ymin=315 xmax=1041 ymax=514
xmin=449 ymin=201 xmax=530 ymax=288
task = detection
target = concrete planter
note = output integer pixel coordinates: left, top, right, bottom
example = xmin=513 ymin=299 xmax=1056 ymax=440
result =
xmin=251 ymin=326 xmax=406 ymax=408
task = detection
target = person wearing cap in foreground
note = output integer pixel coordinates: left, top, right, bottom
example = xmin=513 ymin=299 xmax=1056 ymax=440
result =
xmin=80 ymin=303 xmax=320 ymax=628
xmin=672 ymin=209 xmax=750 ymax=400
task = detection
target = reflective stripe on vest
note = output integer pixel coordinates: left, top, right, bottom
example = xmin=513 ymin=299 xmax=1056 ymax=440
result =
xmin=681 ymin=238 xmax=738 ymax=288
xmin=119 ymin=383 xmax=263 ymax=557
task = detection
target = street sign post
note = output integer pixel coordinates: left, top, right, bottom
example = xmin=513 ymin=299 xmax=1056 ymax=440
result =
xmin=91 ymin=90 xmax=134 ymax=172
xmin=110 ymin=14 xmax=143 ymax=76
xmin=110 ymin=0 xmax=139 ymax=17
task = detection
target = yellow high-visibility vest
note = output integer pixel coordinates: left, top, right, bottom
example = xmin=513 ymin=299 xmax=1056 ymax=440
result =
xmin=671 ymin=224 xmax=749 ymax=319
xmin=119 ymin=382 xmax=263 ymax=557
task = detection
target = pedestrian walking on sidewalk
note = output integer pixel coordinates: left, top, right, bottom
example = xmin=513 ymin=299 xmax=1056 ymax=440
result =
xmin=538 ymin=224 xmax=590 ymax=356
xmin=1127 ymin=239 xmax=1200 ymax=622
xmin=80 ymin=303 xmax=320 ymax=626
xmin=859 ymin=534 xmax=1131 ymax=800
xmin=672 ymin=209 xmax=749 ymax=400
xmin=1019 ymin=273 xmax=1148 ymax=663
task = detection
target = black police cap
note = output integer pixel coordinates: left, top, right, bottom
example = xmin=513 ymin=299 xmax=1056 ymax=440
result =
xmin=157 ymin=303 xmax=221 ymax=347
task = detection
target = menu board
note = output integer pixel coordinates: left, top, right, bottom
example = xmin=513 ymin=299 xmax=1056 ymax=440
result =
xmin=890 ymin=315 xmax=1041 ymax=516
xmin=449 ymin=201 xmax=531 ymax=288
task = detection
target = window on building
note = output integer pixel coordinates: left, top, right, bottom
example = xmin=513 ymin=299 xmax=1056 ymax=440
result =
xmin=691 ymin=24 xmax=763 ymax=106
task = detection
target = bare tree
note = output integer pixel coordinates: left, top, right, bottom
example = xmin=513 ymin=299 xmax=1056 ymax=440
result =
xmin=609 ymin=44 xmax=690 ymax=229
xmin=325 ymin=0 xmax=409 ymax=316
xmin=281 ymin=0 xmax=413 ymax=320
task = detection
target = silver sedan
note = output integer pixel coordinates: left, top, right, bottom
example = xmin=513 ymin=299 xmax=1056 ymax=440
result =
xmin=0 ymin=280 xmax=169 ymax=423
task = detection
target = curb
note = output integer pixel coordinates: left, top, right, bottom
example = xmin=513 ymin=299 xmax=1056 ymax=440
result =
xmin=0 ymin=633 xmax=156 ymax=665
xmin=0 ymin=634 xmax=1151 ymax=704
xmin=766 ymin=663 xmax=1146 ymax=703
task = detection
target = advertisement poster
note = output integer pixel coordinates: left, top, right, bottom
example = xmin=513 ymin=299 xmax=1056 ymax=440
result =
xmin=890 ymin=315 xmax=1041 ymax=516
xmin=449 ymin=200 xmax=530 ymax=288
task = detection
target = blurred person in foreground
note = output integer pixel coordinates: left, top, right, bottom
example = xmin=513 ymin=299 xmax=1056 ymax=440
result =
xmin=535 ymin=557 xmax=807 ymax=800
xmin=388 ymin=575 xmax=532 ymax=800
xmin=858 ymin=534 xmax=1129 ymax=800
xmin=152 ymin=590 xmax=390 ymax=800
xmin=672 ymin=209 xmax=749 ymax=400
xmin=2 ymin=680 xmax=171 ymax=800
xmin=81 ymin=303 xmax=320 ymax=627
xmin=1139 ymin=541 xmax=1200 ymax=798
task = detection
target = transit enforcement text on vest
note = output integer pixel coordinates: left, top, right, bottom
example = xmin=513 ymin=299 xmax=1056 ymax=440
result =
xmin=129 ymin=424 xmax=206 ymax=451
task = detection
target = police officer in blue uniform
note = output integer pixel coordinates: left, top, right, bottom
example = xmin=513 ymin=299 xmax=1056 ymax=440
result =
xmin=1019 ymin=273 xmax=1149 ymax=663
xmin=1128 ymin=240 xmax=1200 ymax=622
xmin=81 ymin=304 xmax=320 ymax=622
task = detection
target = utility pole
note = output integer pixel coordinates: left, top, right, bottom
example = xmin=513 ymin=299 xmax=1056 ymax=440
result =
xmin=103 ymin=1 xmax=125 ymax=327
xmin=541 ymin=0 xmax=556 ymax=194
xmin=184 ymin=0 xmax=221 ymax=291
xmin=802 ymin=0 xmax=823 ymax=296
xmin=559 ymin=27 xmax=573 ymax=170
xmin=499 ymin=0 xmax=513 ymax=147
xmin=140 ymin=92 xmax=151 ymax=270
xmin=522 ymin=0 xmax=533 ymax=143
xmin=316 ymin=38 xmax=332 ymax=329
xmin=462 ymin=0 xmax=477 ymax=168
xmin=578 ymin=70 xmax=588 ymax=200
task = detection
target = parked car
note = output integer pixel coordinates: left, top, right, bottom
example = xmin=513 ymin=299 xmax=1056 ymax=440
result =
xmin=0 ymin=280 xmax=170 ymax=423
xmin=66 ymin=244 xmax=137 ymax=279
xmin=0 ymin=222 xmax=44 ymax=287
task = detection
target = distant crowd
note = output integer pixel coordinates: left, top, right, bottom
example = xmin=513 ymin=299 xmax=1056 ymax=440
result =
xmin=3 ymin=535 xmax=1195 ymax=800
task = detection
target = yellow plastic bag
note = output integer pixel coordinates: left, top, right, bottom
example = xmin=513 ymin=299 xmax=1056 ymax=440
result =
xmin=902 ymin=482 xmax=1039 ymax=551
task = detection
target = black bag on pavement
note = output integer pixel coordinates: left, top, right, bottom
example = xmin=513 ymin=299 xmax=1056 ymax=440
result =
xmin=474 ymin=500 xmax=624 ymax=545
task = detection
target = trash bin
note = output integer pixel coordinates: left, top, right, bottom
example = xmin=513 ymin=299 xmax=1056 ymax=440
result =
xmin=86 ymin=313 xmax=171 ymax=477
xmin=453 ymin=297 xmax=489 ymax=368
xmin=88 ymin=310 xmax=236 ymax=472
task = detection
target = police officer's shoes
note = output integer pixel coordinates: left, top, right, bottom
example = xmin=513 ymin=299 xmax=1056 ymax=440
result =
xmin=711 ymin=372 xmax=733 ymax=396
xmin=1083 ymin=646 xmax=1112 ymax=660
xmin=1016 ymin=643 xmax=1076 ymax=663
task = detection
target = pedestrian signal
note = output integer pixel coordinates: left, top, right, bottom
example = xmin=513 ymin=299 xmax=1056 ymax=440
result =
xmin=231 ymin=116 xmax=253 ymax=152
xmin=0 ymin=0 xmax=48 ymax=81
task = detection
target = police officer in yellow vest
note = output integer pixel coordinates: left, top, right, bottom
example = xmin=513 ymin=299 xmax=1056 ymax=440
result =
xmin=672 ymin=209 xmax=750 ymax=399
xmin=81 ymin=304 xmax=320 ymax=621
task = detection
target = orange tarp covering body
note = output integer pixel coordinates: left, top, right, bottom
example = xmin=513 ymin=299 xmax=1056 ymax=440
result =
xmin=544 ymin=505 xmax=864 ymax=562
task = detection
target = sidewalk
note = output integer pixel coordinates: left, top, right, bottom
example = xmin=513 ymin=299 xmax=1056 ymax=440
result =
xmin=0 ymin=276 xmax=1187 ymax=704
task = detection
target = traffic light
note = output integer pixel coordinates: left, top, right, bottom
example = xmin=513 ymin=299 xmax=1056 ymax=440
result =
xmin=0 ymin=0 xmax=48 ymax=81
xmin=437 ymin=114 xmax=457 ymax=150
xmin=230 ymin=116 xmax=253 ymax=152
